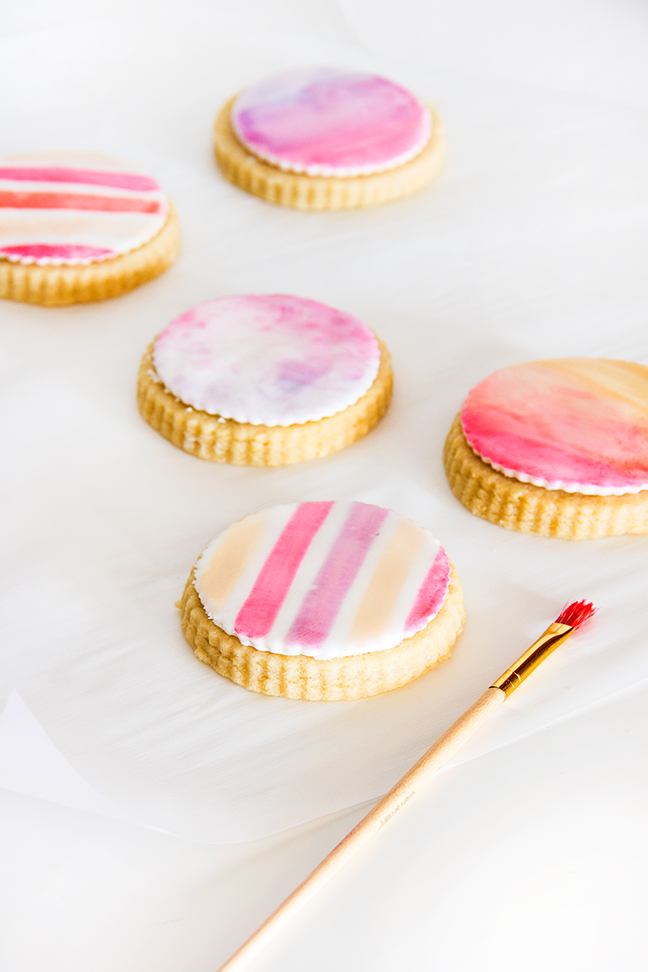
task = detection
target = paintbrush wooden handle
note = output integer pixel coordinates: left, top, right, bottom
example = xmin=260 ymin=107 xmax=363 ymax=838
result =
xmin=217 ymin=686 xmax=505 ymax=972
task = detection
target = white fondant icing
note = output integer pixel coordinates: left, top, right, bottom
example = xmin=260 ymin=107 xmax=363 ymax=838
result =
xmin=153 ymin=295 xmax=381 ymax=427
xmin=0 ymin=151 xmax=169 ymax=266
xmin=194 ymin=501 xmax=451 ymax=659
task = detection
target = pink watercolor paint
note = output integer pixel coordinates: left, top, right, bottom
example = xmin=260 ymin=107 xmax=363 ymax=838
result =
xmin=285 ymin=502 xmax=389 ymax=649
xmin=194 ymin=501 xmax=451 ymax=659
xmin=153 ymin=294 xmax=381 ymax=427
xmin=235 ymin=502 xmax=333 ymax=639
xmin=231 ymin=67 xmax=431 ymax=177
xmin=462 ymin=359 xmax=648 ymax=494
xmin=0 ymin=152 xmax=168 ymax=265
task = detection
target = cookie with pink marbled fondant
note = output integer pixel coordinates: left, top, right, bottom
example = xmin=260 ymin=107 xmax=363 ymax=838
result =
xmin=137 ymin=294 xmax=393 ymax=466
xmin=213 ymin=67 xmax=445 ymax=210
xmin=179 ymin=501 xmax=465 ymax=700
xmin=444 ymin=359 xmax=648 ymax=539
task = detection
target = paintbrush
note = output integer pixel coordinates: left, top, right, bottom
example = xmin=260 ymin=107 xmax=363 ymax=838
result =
xmin=217 ymin=600 xmax=597 ymax=972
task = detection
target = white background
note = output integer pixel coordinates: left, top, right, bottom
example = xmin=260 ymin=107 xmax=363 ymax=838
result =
xmin=1 ymin=0 xmax=648 ymax=968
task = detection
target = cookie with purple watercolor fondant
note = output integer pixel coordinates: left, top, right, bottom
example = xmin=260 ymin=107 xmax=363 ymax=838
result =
xmin=137 ymin=294 xmax=393 ymax=465
xmin=444 ymin=358 xmax=648 ymax=539
xmin=0 ymin=151 xmax=179 ymax=306
xmin=179 ymin=501 xmax=465 ymax=699
xmin=213 ymin=67 xmax=445 ymax=209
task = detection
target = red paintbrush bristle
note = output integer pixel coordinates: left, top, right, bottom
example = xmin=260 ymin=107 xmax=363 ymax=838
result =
xmin=555 ymin=600 xmax=597 ymax=630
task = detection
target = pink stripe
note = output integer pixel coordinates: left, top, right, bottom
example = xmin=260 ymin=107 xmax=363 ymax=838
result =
xmin=404 ymin=547 xmax=450 ymax=635
xmin=0 ymin=243 xmax=113 ymax=260
xmin=234 ymin=502 xmax=333 ymax=640
xmin=285 ymin=502 xmax=389 ymax=650
xmin=0 ymin=190 xmax=162 ymax=213
xmin=0 ymin=167 xmax=160 ymax=192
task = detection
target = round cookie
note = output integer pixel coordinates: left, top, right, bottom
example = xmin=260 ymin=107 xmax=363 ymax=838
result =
xmin=137 ymin=294 xmax=393 ymax=466
xmin=213 ymin=67 xmax=445 ymax=210
xmin=179 ymin=501 xmax=465 ymax=700
xmin=0 ymin=151 xmax=179 ymax=306
xmin=444 ymin=358 xmax=648 ymax=539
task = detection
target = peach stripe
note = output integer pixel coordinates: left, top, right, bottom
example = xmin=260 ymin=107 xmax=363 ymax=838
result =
xmin=548 ymin=360 xmax=648 ymax=415
xmin=199 ymin=515 xmax=266 ymax=610
xmin=348 ymin=517 xmax=426 ymax=645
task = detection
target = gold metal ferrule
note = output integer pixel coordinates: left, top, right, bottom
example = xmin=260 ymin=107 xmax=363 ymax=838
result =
xmin=491 ymin=622 xmax=573 ymax=697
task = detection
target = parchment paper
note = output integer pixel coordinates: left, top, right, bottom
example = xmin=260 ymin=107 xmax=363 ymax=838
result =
xmin=1 ymin=0 xmax=647 ymax=841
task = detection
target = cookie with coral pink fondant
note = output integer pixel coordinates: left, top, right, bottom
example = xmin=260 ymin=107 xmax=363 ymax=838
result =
xmin=213 ymin=67 xmax=445 ymax=209
xmin=444 ymin=358 xmax=648 ymax=539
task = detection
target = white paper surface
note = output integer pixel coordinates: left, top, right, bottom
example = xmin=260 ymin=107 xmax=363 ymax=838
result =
xmin=1 ymin=0 xmax=648 ymax=842
xmin=0 ymin=691 xmax=128 ymax=820
xmin=338 ymin=0 xmax=648 ymax=105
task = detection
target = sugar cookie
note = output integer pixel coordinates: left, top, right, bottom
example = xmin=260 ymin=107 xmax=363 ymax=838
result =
xmin=138 ymin=294 xmax=393 ymax=465
xmin=444 ymin=359 xmax=648 ymax=539
xmin=214 ymin=67 xmax=445 ymax=209
xmin=0 ymin=151 xmax=179 ymax=305
xmin=180 ymin=501 xmax=465 ymax=700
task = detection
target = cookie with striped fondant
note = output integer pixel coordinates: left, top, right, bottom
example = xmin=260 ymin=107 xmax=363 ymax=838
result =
xmin=444 ymin=358 xmax=648 ymax=539
xmin=137 ymin=294 xmax=393 ymax=466
xmin=179 ymin=501 xmax=465 ymax=700
xmin=214 ymin=67 xmax=445 ymax=209
xmin=0 ymin=151 xmax=179 ymax=305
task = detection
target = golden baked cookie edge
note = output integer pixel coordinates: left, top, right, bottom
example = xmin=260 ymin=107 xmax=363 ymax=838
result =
xmin=179 ymin=564 xmax=465 ymax=700
xmin=137 ymin=335 xmax=393 ymax=466
xmin=0 ymin=205 xmax=180 ymax=307
xmin=443 ymin=413 xmax=648 ymax=539
xmin=213 ymin=96 xmax=446 ymax=210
